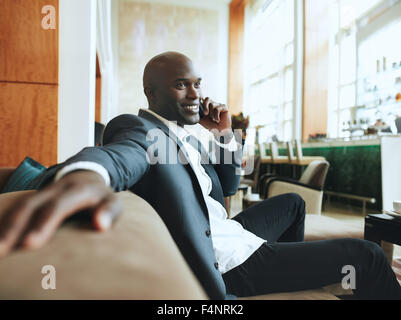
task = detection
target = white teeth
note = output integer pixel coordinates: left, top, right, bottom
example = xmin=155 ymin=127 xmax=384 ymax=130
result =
xmin=184 ymin=105 xmax=198 ymax=110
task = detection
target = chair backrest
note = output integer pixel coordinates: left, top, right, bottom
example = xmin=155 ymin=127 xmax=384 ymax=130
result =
xmin=286 ymin=141 xmax=296 ymax=162
xmin=243 ymin=155 xmax=261 ymax=179
xmin=299 ymin=160 xmax=330 ymax=189
xmin=261 ymin=142 xmax=269 ymax=156
xmin=270 ymin=142 xmax=279 ymax=160
xmin=251 ymin=155 xmax=261 ymax=185
xmin=396 ymin=117 xmax=401 ymax=133
xmin=294 ymin=139 xmax=303 ymax=160
xmin=255 ymin=143 xmax=262 ymax=156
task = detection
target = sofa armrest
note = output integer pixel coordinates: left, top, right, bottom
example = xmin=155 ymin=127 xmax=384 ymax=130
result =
xmin=257 ymin=173 xmax=280 ymax=196
xmin=267 ymin=180 xmax=324 ymax=214
xmin=0 ymin=168 xmax=15 ymax=191
xmin=0 ymin=191 xmax=208 ymax=299
xmin=265 ymin=177 xmax=323 ymax=193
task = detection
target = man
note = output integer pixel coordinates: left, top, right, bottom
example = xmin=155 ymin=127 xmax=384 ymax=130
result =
xmin=0 ymin=52 xmax=400 ymax=300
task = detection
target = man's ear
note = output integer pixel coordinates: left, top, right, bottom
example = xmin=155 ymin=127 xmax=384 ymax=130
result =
xmin=144 ymin=87 xmax=155 ymax=101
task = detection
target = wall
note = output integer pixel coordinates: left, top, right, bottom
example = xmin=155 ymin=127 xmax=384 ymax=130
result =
xmin=58 ymin=0 xmax=97 ymax=162
xmin=118 ymin=0 xmax=229 ymax=116
xmin=303 ymin=0 xmax=329 ymax=141
xmin=228 ymin=0 xmax=247 ymax=116
xmin=111 ymin=0 xmax=120 ymax=121
xmin=0 ymin=0 xmax=59 ymax=167
xmin=381 ymin=137 xmax=401 ymax=212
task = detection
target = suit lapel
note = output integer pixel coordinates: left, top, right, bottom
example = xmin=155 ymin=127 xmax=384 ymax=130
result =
xmin=138 ymin=109 xmax=212 ymax=217
xmin=138 ymin=109 xmax=212 ymax=164
xmin=138 ymin=109 xmax=184 ymax=149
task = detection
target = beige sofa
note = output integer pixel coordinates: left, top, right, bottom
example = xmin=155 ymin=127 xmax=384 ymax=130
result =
xmin=0 ymin=169 xmax=364 ymax=300
xmin=0 ymin=190 xmax=208 ymax=299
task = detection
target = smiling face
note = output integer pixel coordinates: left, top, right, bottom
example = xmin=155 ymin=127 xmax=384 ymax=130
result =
xmin=143 ymin=52 xmax=203 ymax=126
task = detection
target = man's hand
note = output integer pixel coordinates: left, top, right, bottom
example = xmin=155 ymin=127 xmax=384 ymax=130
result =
xmin=199 ymin=97 xmax=232 ymax=135
xmin=0 ymin=171 xmax=122 ymax=258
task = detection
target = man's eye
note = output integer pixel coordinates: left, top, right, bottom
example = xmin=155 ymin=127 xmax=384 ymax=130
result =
xmin=195 ymin=82 xmax=201 ymax=88
xmin=176 ymin=83 xmax=185 ymax=88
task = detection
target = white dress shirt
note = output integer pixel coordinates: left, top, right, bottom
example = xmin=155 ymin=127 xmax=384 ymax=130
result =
xmin=56 ymin=109 xmax=266 ymax=274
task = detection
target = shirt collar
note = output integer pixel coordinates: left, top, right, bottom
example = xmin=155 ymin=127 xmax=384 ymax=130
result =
xmin=143 ymin=109 xmax=191 ymax=142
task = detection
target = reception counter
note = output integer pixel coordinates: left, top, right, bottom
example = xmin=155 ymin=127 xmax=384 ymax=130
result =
xmin=261 ymin=135 xmax=401 ymax=212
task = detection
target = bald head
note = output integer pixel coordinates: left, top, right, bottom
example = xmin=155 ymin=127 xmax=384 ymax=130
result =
xmin=143 ymin=51 xmax=193 ymax=90
xmin=142 ymin=51 xmax=203 ymax=126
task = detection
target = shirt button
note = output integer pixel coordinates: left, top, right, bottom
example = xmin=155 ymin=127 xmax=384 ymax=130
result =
xmin=214 ymin=262 xmax=219 ymax=270
xmin=205 ymin=230 xmax=211 ymax=237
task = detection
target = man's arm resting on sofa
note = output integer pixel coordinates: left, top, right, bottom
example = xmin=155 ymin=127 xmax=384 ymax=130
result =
xmin=0 ymin=170 xmax=122 ymax=258
xmin=0 ymin=115 xmax=157 ymax=258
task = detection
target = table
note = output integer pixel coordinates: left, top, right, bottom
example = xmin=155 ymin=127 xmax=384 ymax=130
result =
xmin=261 ymin=155 xmax=325 ymax=166
xmin=261 ymin=155 xmax=326 ymax=177
xmin=260 ymin=156 xmax=289 ymax=175
xmin=289 ymin=156 xmax=326 ymax=166
xmin=261 ymin=156 xmax=290 ymax=165
xmin=364 ymin=214 xmax=401 ymax=246
xmin=364 ymin=214 xmax=401 ymax=263
xmin=238 ymin=184 xmax=249 ymax=194
xmin=303 ymin=136 xmax=401 ymax=213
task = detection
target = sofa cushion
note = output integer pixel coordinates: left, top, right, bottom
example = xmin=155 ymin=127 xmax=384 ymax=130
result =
xmin=0 ymin=191 xmax=207 ymax=299
xmin=1 ymin=157 xmax=46 ymax=193
xmin=304 ymin=214 xmax=363 ymax=241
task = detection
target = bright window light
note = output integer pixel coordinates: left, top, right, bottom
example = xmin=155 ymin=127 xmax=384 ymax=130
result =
xmin=243 ymin=0 xmax=297 ymax=143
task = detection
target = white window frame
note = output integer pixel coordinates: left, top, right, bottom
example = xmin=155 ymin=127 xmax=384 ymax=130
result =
xmin=243 ymin=0 xmax=303 ymax=145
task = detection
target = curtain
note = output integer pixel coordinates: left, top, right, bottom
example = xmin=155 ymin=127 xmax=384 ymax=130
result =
xmin=96 ymin=0 xmax=118 ymax=123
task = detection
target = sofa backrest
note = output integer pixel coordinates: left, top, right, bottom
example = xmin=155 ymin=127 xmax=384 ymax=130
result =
xmin=0 ymin=168 xmax=16 ymax=190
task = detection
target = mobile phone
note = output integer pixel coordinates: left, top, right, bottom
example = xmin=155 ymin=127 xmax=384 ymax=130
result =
xmin=199 ymin=101 xmax=205 ymax=118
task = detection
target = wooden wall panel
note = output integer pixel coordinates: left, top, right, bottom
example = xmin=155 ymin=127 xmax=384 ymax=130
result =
xmin=0 ymin=0 xmax=58 ymax=84
xmin=0 ymin=82 xmax=58 ymax=167
xmin=0 ymin=0 xmax=58 ymax=167
xmin=302 ymin=0 xmax=329 ymax=141
xmin=95 ymin=77 xmax=101 ymax=123
xmin=228 ymin=0 xmax=248 ymax=115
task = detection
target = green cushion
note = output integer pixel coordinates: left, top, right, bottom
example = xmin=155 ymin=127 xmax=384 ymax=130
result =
xmin=1 ymin=157 xmax=47 ymax=193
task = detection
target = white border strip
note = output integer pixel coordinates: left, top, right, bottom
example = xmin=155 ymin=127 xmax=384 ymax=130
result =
xmin=58 ymin=0 xmax=97 ymax=162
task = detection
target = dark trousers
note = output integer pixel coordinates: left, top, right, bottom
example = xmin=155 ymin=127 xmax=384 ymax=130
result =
xmin=222 ymin=193 xmax=401 ymax=300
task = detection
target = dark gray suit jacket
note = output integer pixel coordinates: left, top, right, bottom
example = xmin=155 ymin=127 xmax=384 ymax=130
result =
xmin=35 ymin=109 xmax=242 ymax=299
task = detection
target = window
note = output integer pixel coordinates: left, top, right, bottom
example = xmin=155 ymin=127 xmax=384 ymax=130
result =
xmin=243 ymin=0 xmax=300 ymax=144
xmin=357 ymin=13 xmax=401 ymax=133
xmin=327 ymin=0 xmax=390 ymax=138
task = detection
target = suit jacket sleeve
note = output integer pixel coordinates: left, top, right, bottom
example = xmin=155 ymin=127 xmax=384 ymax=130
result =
xmin=212 ymin=134 xmax=243 ymax=197
xmin=32 ymin=115 xmax=151 ymax=192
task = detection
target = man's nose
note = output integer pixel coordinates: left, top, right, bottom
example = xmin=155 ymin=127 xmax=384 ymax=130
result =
xmin=187 ymin=85 xmax=200 ymax=100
